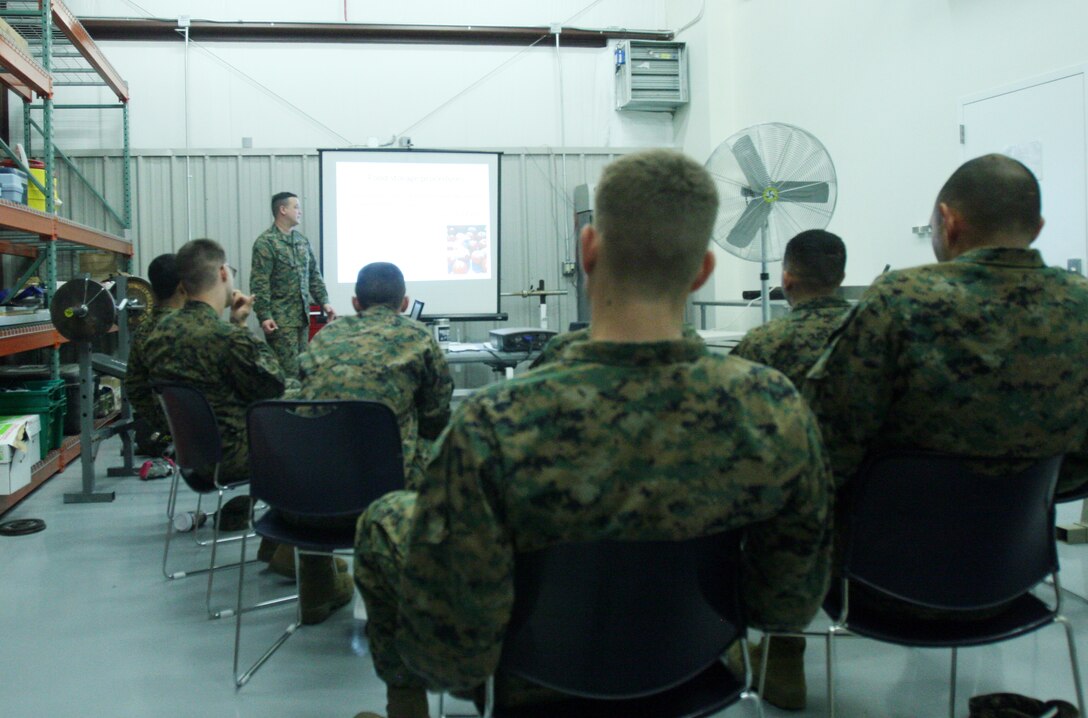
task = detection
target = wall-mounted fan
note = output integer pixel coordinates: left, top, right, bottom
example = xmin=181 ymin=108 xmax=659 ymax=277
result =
xmin=705 ymin=123 xmax=837 ymax=322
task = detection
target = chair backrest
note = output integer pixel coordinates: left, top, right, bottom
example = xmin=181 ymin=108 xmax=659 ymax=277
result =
xmin=499 ymin=531 xmax=744 ymax=700
xmin=246 ymin=400 xmax=404 ymax=517
xmin=1056 ymin=478 xmax=1088 ymax=504
xmin=843 ymin=451 xmax=1063 ymax=611
xmin=152 ymin=381 xmax=223 ymax=492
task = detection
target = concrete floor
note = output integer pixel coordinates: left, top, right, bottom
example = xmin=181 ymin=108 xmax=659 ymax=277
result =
xmin=1 ymin=436 xmax=1087 ymax=717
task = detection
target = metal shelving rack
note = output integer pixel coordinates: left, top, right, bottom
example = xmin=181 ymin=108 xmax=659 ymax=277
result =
xmin=0 ymin=0 xmax=131 ymax=515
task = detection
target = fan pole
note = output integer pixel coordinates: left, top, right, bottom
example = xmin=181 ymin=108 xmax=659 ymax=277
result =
xmin=760 ymin=223 xmax=771 ymax=323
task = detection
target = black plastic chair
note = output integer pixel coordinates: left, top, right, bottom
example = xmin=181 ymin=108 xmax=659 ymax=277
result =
xmin=153 ymin=381 xmax=272 ymax=619
xmin=819 ymin=452 xmax=1083 ymax=718
xmin=438 ymin=531 xmax=764 ymax=718
xmin=1057 ymin=482 xmax=1088 ymax=504
xmin=1053 ymin=481 xmax=1088 ymax=602
xmin=233 ymin=399 xmax=405 ymax=688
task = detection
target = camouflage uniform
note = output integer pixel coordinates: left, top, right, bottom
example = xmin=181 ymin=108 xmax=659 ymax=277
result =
xmin=293 ymin=305 xmax=453 ymax=488
xmin=124 ymin=305 xmax=176 ymax=445
xmin=356 ymin=338 xmax=832 ymax=695
xmin=529 ymin=324 xmax=702 ymax=370
xmin=251 ymin=225 xmax=330 ymax=379
xmin=805 ymin=247 xmax=1088 ymax=494
xmin=731 ymin=295 xmax=851 ymax=388
xmin=143 ymin=300 xmax=286 ymax=482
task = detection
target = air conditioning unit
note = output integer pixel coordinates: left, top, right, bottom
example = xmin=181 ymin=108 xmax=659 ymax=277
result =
xmin=614 ymin=40 xmax=689 ymax=112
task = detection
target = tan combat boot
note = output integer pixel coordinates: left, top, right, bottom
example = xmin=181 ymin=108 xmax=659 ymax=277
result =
xmin=750 ymin=636 xmax=807 ymax=711
xmin=267 ymin=544 xmax=349 ymax=580
xmin=353 ymin=686 xmax=429 ymax=718
xmin=297 ymin=554 xmax=353 ymax=625
xmin=256 ymin=537 xmax=279 ymax=563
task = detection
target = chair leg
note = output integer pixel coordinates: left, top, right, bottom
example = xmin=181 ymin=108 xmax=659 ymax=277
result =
xmin=756 ymin=634 xmax=770 ymax=697
xmin=205 ymin=493 xmax=298 ymax=619
xmin=162 ymin=476 xmax=243 ymax=582
xmin=195 ymin=530 xmax=251 ymax=547
xmin=161 ymin=469 xmax=182 ymax=578
xmin=205 ymin=492 xmax=271 ymax=618
xmin=744 ymin=650 xmax=767 ymax=718
xmin=191 ymin=493 xmax=207 ymax=545
xmin=193 ymin=490 xmax=256 ymax=547
xmin=949 ymin=647 xmax=958 ymax=718
xmin=1045 ymin=576 xmax=1088 ymax=607
xmin=826 ymin=626 xmax=839 ymax=718
xmin=733 ymin=637 xmax=766 ymax=718
xmin=232 ymin=529 xmax=250 ymax=684
xmin=483 ymin=677 xmax=495 ymax=718
xmin=205 ymin=492 xmax=226 ymax=618
xmin=165 ymin=464 xmax=179 ymax=519
xmin=1057 ymin=615 xmax=1087 ymax=717
xmin=234 ymin=545 xmax=303 ymax=688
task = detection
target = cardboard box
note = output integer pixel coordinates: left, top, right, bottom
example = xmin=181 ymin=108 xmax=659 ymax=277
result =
xmin=0 ymin=414 xmax=40 ymax=495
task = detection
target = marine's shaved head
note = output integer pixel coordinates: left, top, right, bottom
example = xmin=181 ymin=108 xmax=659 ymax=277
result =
xmin=936 ymin=154 xmax=1041 ymax=238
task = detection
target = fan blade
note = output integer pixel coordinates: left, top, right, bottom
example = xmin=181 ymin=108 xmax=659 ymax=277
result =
xmin=775 ymin=181 xmax=830 ymax=203
xmin=730 ymin=135 xmax=772 ymax=190
xmin=726 ymin=200 xmax=772 ymax=249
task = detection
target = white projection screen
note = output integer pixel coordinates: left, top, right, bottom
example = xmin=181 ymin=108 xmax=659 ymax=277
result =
xmin=320 ymin=149 xmax=502 ymax=319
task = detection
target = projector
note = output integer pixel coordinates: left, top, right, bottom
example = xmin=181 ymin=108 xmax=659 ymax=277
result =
xmin=489 ymin=327 xmax=558 ymax=352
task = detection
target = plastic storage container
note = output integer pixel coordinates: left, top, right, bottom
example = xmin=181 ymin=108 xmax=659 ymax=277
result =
xmin=0 ymin=167 xmax=27 ymax=203
xmin=27 ymin=161 xmax=60 ymax=212
xmin=1 ymin=159 xmax=59 ymax=211
xmin=0 ymin=379 xmax=66 ymax=459
xmin=0 ymin=364 xmax=88 ymax=435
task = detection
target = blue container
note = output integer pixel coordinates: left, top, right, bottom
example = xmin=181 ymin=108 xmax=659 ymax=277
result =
xmin=0 ymin=167 xmax=27 ymax=204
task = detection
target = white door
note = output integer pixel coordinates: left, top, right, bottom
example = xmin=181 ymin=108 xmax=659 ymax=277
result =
xmin=961 ymin=70 xmax=1088 ymax=273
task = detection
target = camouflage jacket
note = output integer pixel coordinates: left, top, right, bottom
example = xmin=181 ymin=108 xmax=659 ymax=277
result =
xmin=293 ymin=306 xmax=453 ymax=488
xmin=529 ymin=324 xmax=702 ymax=370
xmin=394 ymin=338 xmax=832 ymax=688
xmin=143 ymin=301 xmax=286 ymax=469
xmin=124 ymin=305 xmax=176 ymax=437
xmin=731 ymin=295 xmax=851 ymax=388
xmin=805 ymin=247 xmax=1088 ymax=493
xmin=251 ymin=225 xmax=329 ymax=327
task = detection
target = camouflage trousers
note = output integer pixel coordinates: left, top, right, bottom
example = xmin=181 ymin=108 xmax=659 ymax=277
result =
xmin=265 ymin=325 xmax=308 ymax=380
xmin=354 ymin=491 xmax=562 ymax=707
xmin=354 ymin=490 xmax=429 ymax=690
xmin=191 ymin=435 xmax=248 ymax=488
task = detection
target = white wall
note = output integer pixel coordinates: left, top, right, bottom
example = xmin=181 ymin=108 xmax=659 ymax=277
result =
xmin=675 ymin=0 xmax=1088 ymax=330
xmin=667 ymin=0 xmax=728 ymax=318
xmin=61 ymin=0 xmax=1088 ymax=334
xmin=69 ymin=0 xmax=671 ymax=28
xmin=41 ymin=1 xmax=679 ymax=151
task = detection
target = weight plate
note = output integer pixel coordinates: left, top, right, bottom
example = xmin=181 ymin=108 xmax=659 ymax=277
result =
xmin=0 ymin=518 xmax=46 ymax=536
xmin=50 ymin=278 xmax=118 ymax=341
xmin=111 ymin=275 xmax=156 ymax=330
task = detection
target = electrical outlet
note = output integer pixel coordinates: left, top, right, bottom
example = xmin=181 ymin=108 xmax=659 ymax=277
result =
xmin=561 ymin=261 xmax=577 ymax=277
xmin=1069 ymin=259 xmax=1083 ymax=275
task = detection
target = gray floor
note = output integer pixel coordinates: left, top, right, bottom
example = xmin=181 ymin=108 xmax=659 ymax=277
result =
xmin=2 ymin=436 xmax=1087 ymax=717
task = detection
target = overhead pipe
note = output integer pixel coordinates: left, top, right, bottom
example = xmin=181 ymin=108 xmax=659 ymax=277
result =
xmin=79 ymin=18 xmax=673 ymax=47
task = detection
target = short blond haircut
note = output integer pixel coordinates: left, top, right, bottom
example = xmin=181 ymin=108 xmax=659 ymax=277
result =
xmin=593 ymin=149 xmax=719 ymax=298
xmin=176 ymin=238 xmax=226 ymax=295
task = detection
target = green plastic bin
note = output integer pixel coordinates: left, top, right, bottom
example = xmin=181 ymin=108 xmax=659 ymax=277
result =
xmin=0 ymin=379 xmax=66 ymax=459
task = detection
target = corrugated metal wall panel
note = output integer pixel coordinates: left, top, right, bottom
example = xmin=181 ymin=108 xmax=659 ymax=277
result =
xmin=55 ymin=148 xmax=626 ymax=382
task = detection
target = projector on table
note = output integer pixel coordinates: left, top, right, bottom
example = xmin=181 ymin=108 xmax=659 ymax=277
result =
xmin=488 ymin=327 xmax=557 ymax=352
